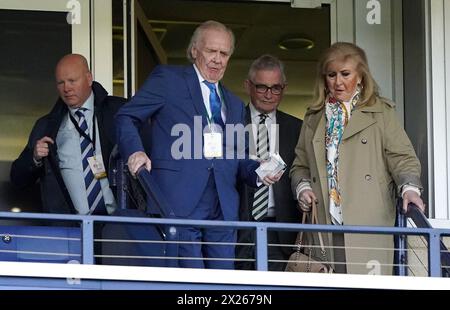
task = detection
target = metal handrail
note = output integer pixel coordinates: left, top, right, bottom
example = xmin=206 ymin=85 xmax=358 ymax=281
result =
xmin=398 ymin=200 xmax=450 ymax=277
xmin=132 ymin=167 xmax=450 ymax=275
xmin=2 ymin=167 xmax=450 ymax=276
xmin=0 ymin=211 xmax=449 ymax=275
xmin=395 ymin=202 xmax=408 ymax=276
xmin=135 ymin=167 xmax=175 ymax=218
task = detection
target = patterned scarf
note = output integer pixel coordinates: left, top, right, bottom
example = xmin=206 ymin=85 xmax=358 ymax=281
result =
xmin=325 ymin=90 xmax=360 ymax=225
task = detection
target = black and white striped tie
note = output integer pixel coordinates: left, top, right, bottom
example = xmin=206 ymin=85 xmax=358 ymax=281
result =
xmin=252 ymin=113 xmax=270 ymax=221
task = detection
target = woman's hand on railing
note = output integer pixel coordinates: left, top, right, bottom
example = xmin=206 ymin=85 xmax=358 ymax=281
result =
xmin=402 ymin=190 xmax=425 ymax=213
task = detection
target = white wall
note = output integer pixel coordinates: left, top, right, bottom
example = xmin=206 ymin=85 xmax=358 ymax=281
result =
xmin=332 ymin=0 xmax=403 ymax=114
xmin=91 ymin=0 xmax=113 ymax=94
xmin=428 ymin=0 xmax=450 ymax=219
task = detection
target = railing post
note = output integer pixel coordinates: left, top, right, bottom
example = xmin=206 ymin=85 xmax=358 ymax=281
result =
xmin=117 ymin=160 xmax=127 ymax=209
xmin=81 ymin=219 xmax=95 ymax=264
xmin=395 ymin=209 xmax=408 ymax=276
xmin=428 ymin=232 xmax=442 ymax=277
xmin=255 ymin=225 xmax=268 ymax=271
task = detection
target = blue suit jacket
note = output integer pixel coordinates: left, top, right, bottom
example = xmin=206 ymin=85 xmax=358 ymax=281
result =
xmin=116 ymin=65 xmax=258 ymax=221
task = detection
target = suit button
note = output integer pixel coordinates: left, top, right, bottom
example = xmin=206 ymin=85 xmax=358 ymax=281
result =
xmin=361 ymin=138 xmax=368 ymax=144
xmin=365 ymin=174 xmax=372 ymax=181
xmin=312 ymin=177 xmax=316 ymax=183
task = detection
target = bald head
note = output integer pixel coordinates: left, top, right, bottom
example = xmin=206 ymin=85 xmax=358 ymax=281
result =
xmin=55 ymin=54 xmax=93 ymax=109
xmin=56 ymin=54 xmax=90 ymax=72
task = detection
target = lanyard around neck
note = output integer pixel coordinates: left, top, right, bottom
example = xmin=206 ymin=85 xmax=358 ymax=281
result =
xmin=69 ymin=110 xmax=97 ymax=153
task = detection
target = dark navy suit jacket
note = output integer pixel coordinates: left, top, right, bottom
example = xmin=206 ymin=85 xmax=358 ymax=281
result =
xmin=116 ymin=65 xmax=258 ymax=221
xmin=10 ymin=82 xmax=124 ymax=214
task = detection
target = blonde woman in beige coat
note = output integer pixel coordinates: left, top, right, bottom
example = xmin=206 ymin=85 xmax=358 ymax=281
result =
xmin=290 ymin=42 xmax=425 ymax=275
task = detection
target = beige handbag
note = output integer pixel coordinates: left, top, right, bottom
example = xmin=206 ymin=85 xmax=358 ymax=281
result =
xmin=285 ymin=200 xmax=333 ymax=273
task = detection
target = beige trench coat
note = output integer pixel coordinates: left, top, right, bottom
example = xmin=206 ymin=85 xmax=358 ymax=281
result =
xmin=290 ymin=97 xmax=422 ymax=275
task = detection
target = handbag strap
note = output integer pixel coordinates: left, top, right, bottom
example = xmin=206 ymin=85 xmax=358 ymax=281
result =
xmin=294 ymin=200 xmax=328 ymax=256
xmin=310 ymin=200 xmax=328 ymax=259
xmin=293 ymin=211 xmax=308 ymax=254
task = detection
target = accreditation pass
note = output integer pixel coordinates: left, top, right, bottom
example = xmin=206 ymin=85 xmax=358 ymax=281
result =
xmin=203 ymin=132 xmax=222 ymax=158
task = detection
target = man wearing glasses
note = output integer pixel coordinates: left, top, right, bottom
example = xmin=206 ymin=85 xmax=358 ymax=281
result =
xmin=236 ymin=54 xmax=303 ymax=271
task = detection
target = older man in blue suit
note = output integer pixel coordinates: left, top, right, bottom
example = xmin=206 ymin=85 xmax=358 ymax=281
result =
xmin=116 ymin=20 xmax=279 ymax=269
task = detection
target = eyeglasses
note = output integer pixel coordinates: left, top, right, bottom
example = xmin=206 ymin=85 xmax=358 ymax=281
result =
xmin=249 ymin=81 xmax=285 ymax=95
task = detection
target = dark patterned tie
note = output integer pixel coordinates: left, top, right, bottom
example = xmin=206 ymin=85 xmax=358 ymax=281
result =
xmin=74 ymin=109 xmax=107 ymax=215
xmin=203 ymin=81 xmax=224 ymax=128
xmin=252 ymin=113 xmax=270 ymax=221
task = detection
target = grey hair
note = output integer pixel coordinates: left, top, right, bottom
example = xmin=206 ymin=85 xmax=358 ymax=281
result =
xmin=247 ymin=54 xmax=287 ymax=84
xmin=186 ymin=20 xmax=235 ymax=63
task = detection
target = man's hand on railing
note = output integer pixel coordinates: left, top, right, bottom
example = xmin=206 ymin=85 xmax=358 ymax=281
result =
xmin=402 ymin=190 xmax=425 ymax=213
xmin=127 ymin=151 xmax=151 ymax=177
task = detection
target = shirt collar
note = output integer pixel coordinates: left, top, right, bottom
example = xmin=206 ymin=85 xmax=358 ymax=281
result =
xmin=249 ymin=102 xmax=275 ymax=122
xmin=69 ymin=91 xmax=94 ymax=115
xmin=193 ymin=64 xmax=218 ymax=88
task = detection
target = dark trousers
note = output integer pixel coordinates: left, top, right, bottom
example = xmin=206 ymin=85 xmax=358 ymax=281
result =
xmin=266 ymin=227 xmax=288 ymax=271
xmin=332 ymin=233 xmax=347 ymax=274
xmin=235 ymin=217 xmax=288 ymax=271
xmin=177 ymin=172 xmax=235 ymax=269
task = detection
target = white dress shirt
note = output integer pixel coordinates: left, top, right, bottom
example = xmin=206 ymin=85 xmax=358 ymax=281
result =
xmin=193 ymin=64 xmax=227 ymax=124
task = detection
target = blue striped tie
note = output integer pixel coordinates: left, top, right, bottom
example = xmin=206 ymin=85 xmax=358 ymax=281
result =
xmin=75 ymin=109 xmax=107 ymax=215
xmin=203 ymin=81 xmax=224 ymax=128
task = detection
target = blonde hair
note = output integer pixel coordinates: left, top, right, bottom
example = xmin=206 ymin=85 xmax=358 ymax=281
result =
xmin=310 ymin=42 xmax=379 ymax=111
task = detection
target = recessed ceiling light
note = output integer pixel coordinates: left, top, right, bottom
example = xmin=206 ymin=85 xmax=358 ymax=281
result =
xmin=278 ymin=37 xmax=314 ymax=51
xmin=10 ymin=207 xmax=21 ymax=213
